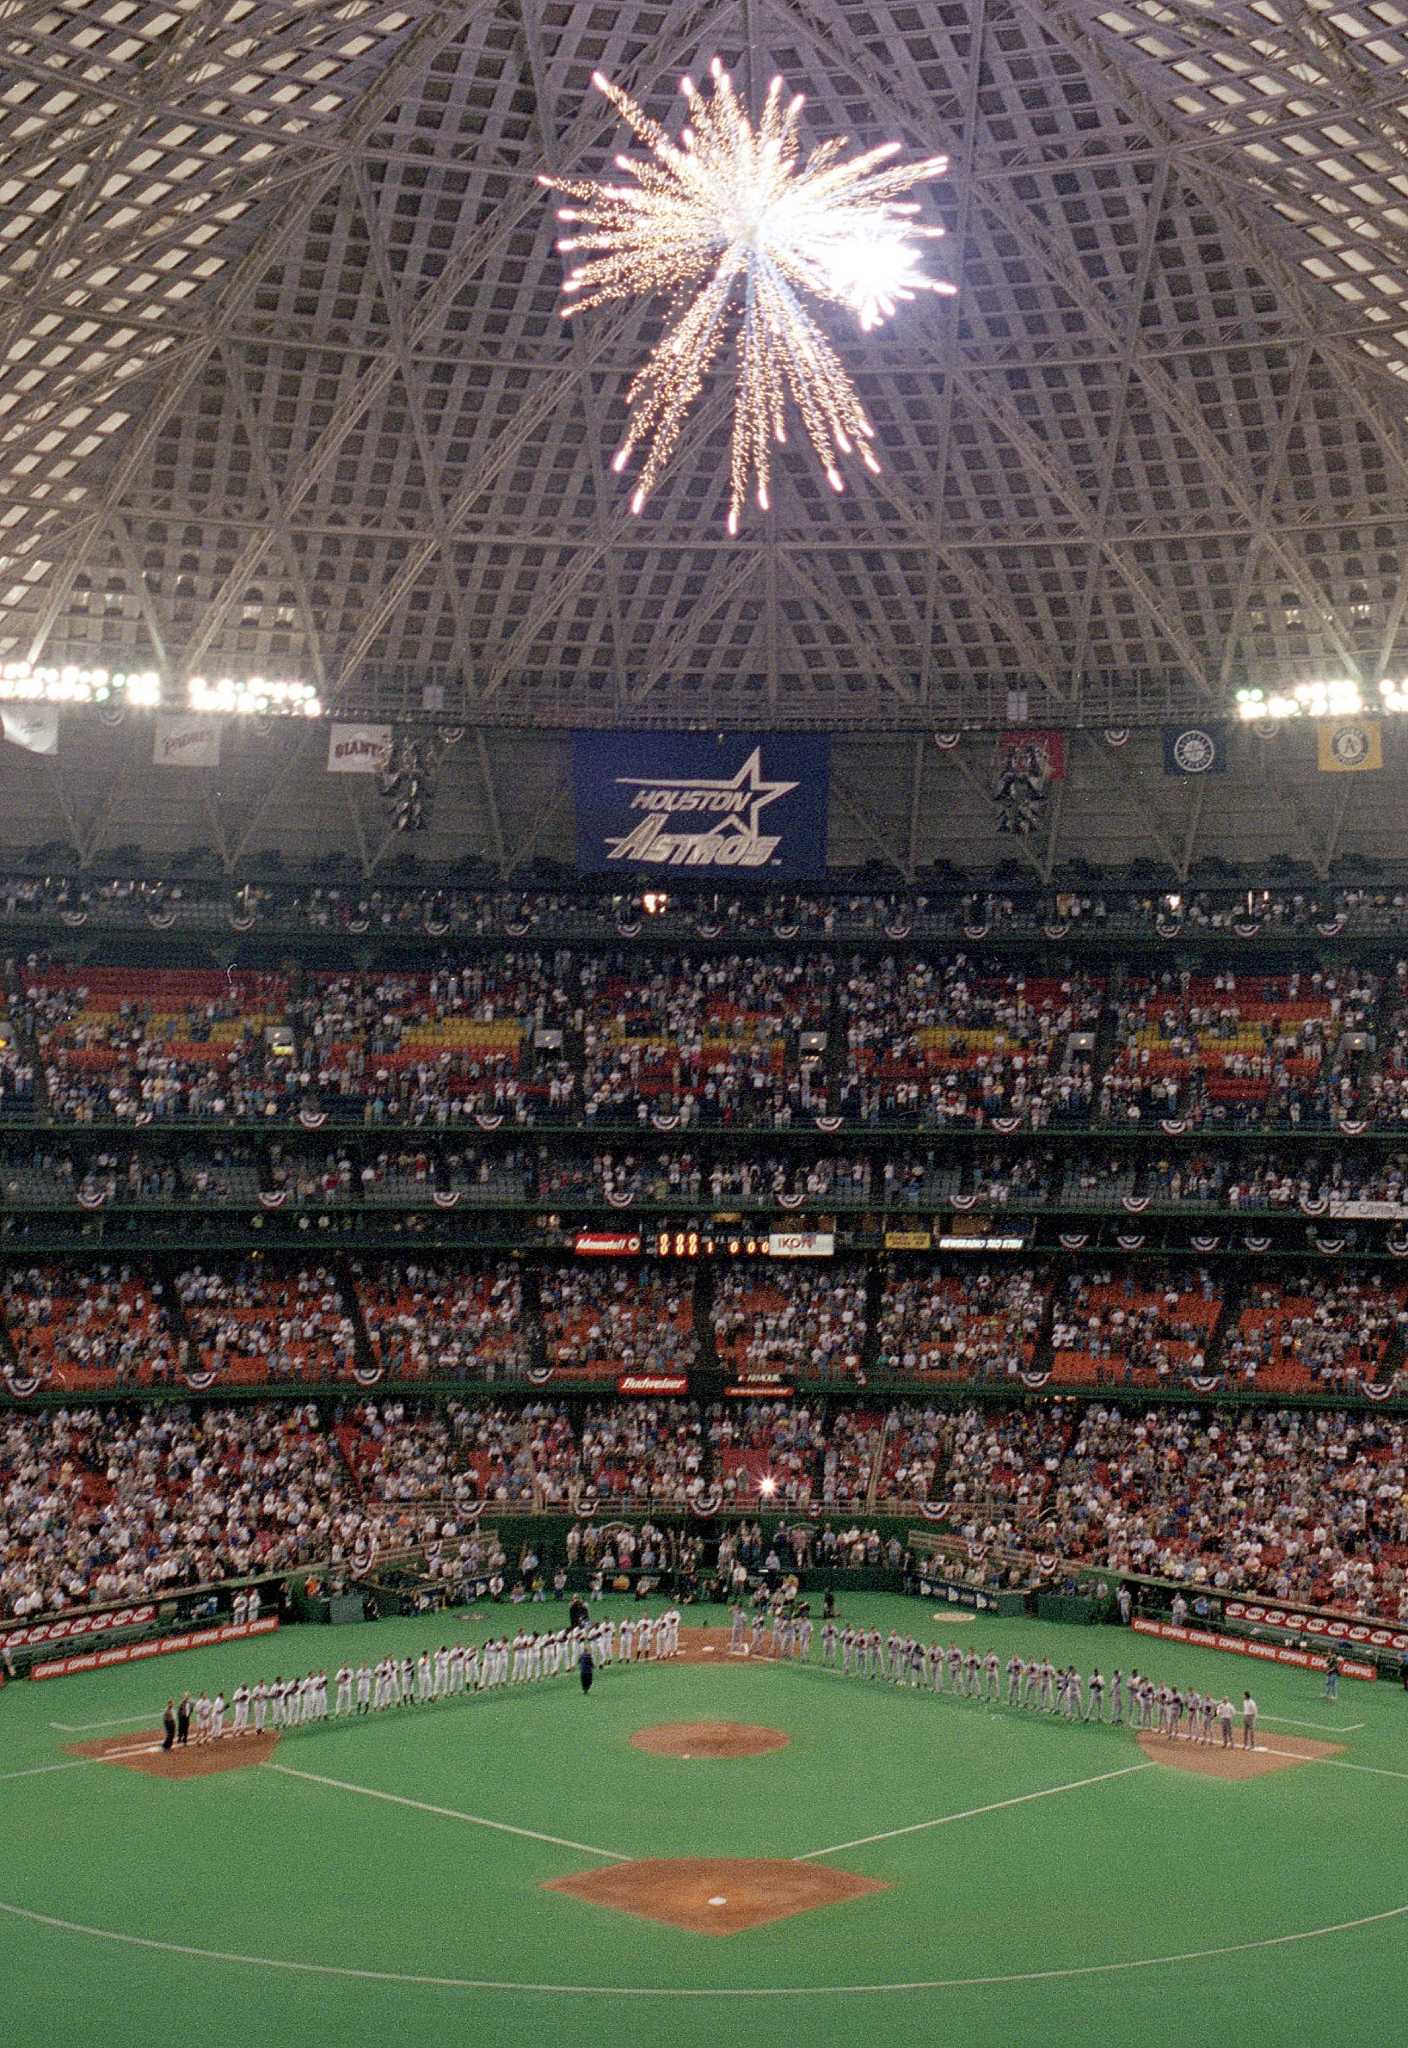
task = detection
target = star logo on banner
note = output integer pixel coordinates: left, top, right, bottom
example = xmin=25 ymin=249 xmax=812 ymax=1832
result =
xmin=611 ymin=747 xmax=798 ymax=843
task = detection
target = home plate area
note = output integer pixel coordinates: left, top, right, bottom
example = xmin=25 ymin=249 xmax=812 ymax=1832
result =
xmin=65 ymin=1730 xmax=281 ymax=1779
xmin=544 ymin=1858 xmax=888 ymax=1935
xmin=1136 ymin=1730 xmax=1345 ymax=1780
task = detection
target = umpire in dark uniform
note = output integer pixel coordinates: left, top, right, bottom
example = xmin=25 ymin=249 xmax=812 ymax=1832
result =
xmin=176 ymin=1693 xmax=192 ymax=1747
xmin=161 ymin=1699 xmax=177 ymax=1751
xmin=578 ymin=1644 xmax=595 ymax=1695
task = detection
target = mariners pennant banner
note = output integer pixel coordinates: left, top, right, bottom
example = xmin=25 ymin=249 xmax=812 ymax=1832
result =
xmin=1163 ymin=723 xmax=1228 ymax=776
xmin=572 ymin=730 xmax=829 ymax=874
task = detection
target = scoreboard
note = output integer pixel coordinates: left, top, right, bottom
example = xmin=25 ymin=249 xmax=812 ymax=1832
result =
xmin=649 ymin=1229 xmax=770 ymax=1259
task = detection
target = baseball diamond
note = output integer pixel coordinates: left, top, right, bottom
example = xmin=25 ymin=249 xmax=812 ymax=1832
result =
xmin=1 ymin=1598 xmax=1405 ymax=2048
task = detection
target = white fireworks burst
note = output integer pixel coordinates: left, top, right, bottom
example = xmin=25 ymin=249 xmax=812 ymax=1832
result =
xmin=541 ymin=60 xmax=954 ymax=533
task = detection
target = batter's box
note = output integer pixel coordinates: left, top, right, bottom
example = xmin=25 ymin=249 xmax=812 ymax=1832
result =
xmin=545 ymin=1856 xmax=887 ymax=1935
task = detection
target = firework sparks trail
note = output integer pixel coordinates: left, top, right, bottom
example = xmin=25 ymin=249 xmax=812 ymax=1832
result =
xmin=540 ymin=60 xmax=954 ymax=532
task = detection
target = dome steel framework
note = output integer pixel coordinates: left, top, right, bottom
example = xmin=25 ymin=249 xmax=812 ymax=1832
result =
xmin=2 ymin=0 xmax=1408 ymax=876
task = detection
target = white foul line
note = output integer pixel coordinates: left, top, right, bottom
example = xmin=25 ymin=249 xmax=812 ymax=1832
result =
xmin=265 ymin=1764 xmax=630 ymax=1862
xmin=48 ymin=1713 xmax=159 ymax=1734
xmin=0 ymin=1759 xmax=96 ymax=1785
xmin=1261 ymin=1715 xmax=1365 ymax=1734
xmin=1324 ymin=1759 xmax=1408 ymax=1785
xmin=1247 ymin=1747 xmax=1408 ymax=1783
xmin=0 ymin=1738 xmax=166 ymax=1783
xmin=793 ymin=1762 xmax=1155 ymax=1861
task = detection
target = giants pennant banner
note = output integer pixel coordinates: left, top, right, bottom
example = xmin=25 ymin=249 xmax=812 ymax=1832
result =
xmin=327 ymin=722 xmax=393 ymax=773
xmin=572 ymin=730 xmax=829 ymax=875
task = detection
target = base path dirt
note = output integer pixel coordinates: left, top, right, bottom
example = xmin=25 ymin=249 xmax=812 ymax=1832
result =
xmin=672 ymin=1626 xmax=818 ymax=1667
xmin=673 ymin=1626 xmax=750 ymax=1666
xmin=630 ymin=1718 xmax=790 ymax=1759
xmin=545 ymin=1856 xmax=887 ymax=1935
xmin=1136 ymin=1730 xmax=1345 ymax=1780
xmin=65 ymin=1730 xmax=281 ymax=1779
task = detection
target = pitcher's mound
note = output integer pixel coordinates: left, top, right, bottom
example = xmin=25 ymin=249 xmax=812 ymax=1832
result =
xmin=1136 ymin=1730 xmax=1344 ymax=1779
xmin=65 ymin=1730 xmax=281 ymax=1778
xmin=546 ymin=1857 xmax=886 ymax=1934
xmin=630 ymin=1718 xmax=789 ymax=1759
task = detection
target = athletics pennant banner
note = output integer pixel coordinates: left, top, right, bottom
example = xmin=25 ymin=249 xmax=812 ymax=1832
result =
xmin=1317 ymin=719 xmax=1382 ymax=773
xmin=572 ymin=730 xmax=829 ymax=875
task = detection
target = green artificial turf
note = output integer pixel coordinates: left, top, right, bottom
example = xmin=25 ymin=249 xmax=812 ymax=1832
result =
xmin=1 ymin=1594 xmax=1402 ymax=2048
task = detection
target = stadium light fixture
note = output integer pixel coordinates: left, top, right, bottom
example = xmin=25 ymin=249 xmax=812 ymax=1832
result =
xmin=1235 ymin=680 xmax=1408 ymax=721
xmin=187 ymin=676 xmax=322 ymax=717
xmin=0 ymin=660 xmax=161 ymax=706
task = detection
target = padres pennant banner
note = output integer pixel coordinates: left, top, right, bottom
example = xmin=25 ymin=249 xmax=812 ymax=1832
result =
xmin=1163 ymin=723 xmax=1228 ymax=775
xmin=153 ymin=713 xmax=221 ymax=768
xmin=571 ymin=730 xmax=829 ymax=875
xmin=327 ymin=722 xmax=393 ymax=773
xmin=1318 ymin=719 xmax=1382 ymax=773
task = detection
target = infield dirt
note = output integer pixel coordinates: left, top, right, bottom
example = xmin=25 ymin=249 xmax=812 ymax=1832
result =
xmin=629 ymin=1718 xmax=791 ymax=1758
xmin=65 ymin=1730 xmax=281 ymax=1778
xmin=545 ymin=1856 xmax=887 ymax=1934
xmin=1135 ymin=1729 xmax=1345 ymax=1779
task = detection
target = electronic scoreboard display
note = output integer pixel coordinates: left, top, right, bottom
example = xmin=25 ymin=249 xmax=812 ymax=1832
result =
xmin=649 ymin=1230 xmax=771 ymax=1258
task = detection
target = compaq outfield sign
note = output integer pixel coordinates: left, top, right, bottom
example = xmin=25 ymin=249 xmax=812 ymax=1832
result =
xmin=572 ymin=732 xmax=829 ymax=875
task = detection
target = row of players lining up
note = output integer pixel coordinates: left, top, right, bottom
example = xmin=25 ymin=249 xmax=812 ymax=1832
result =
xmin=168 ymin=1610 xmax=687 ymax=1740
xmin=804 ymin=1623 xmax=1258 ymax=1743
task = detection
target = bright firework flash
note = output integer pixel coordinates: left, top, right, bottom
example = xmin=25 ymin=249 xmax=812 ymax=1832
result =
xmin=540 ymin=60 xmax=954 ymax=533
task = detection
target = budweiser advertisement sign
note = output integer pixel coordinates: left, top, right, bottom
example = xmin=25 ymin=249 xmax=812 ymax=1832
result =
xmin=1132 ymin=1616 xmax=1376 ymax=1682
xmin=1 ymin=1602 xmax=155 ymax=1652
xmin=573 ymin=1231 xmax=641 ymax=1255
xmin=1224 ymin=1600 xmax=1408 ymax=1654
xmin=617 ymin=1373 xmax=689 ymax=1396
xmin=31 ymin=1614 xmax=278 ymax=1681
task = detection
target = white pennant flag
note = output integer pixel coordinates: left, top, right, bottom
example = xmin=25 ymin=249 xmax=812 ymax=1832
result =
xmin=327 ymin=722 xmax=392 ymax=773
xmin=153 ymin=713 xmax=221 ymax=767
xmin=1 ymin=706 xmax=58 ymax=755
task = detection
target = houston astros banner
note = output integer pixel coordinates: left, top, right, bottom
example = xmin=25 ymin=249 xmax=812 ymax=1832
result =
xmin=572 ymin=730 xmax=829 ymax=874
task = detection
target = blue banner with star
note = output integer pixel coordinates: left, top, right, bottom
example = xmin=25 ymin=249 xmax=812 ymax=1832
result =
xmin=571 ymin=730 xmax=830 ymax=876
